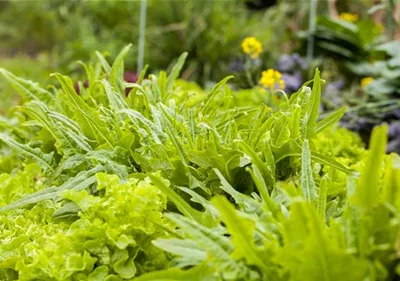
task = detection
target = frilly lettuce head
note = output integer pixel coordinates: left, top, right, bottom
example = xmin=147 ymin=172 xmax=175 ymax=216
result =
xmin=0 ymin=171 xmax=169 ymax=280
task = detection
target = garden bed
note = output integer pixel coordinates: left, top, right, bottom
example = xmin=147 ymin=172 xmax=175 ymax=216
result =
xmin=0 ymin=47 xmax=399 ymax=280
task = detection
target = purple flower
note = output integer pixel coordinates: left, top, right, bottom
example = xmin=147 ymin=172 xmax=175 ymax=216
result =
xmin=278 ymin=55 xmax=295 ymax=72
xmin=393 ymin=109 xmax=400 ymax=119
xmin=389 ymin=122 xmax=400 ymax=138
xmin=278 ymin=53 xmax=307 ymax=72
xmin=230 ymin=57 xmax=245 ymax=72
xmin=292 ymin=54 xmax=307 ymax=70
xmin=326 ymin=79 xmax=345 ymax=92
xmin=282 ymin=72 xmax=302 ymax=92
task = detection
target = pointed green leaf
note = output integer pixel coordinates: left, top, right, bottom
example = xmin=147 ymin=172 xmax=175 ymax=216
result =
xmin=315 ymin=107 xmax=346 ymax=133
xmin=167 ymin=52 xmax=188 ymax=91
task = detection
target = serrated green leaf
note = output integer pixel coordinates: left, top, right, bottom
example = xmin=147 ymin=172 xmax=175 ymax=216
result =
xmin=0 ymin=133 xmax=55 ymax=173
xmin=212 ymin=196 xmax=269 ymax=271
xmin=301 ymin=139 xmax=317 ymax=203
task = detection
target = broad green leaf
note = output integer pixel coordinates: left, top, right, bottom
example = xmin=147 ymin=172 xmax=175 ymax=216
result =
xmin=114 ymin=255 xmax=136 ymax=279
xmin=382 ymin=154 xmax=400 ymax=205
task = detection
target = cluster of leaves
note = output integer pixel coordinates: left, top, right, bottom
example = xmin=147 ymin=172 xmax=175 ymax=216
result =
xmin=0 ymin=46 xmax=398 ymax=280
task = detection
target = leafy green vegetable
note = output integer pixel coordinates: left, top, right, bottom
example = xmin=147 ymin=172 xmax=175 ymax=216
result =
xmin=0 ymin=46 xmax=398 ymax=280
xmin=0 ymin=173 xmax=169 ymax=280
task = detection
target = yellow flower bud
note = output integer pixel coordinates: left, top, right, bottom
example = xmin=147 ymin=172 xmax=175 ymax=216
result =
xmin=241 ymin=37 xmax=263 ymax=59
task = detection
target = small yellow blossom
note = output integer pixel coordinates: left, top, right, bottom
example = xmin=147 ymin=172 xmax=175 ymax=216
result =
xmin=339 ymin=12 xmax=359 ymax=23
xmin=361 ymin=77 xmax=373 ymax=87
xmin=259 ymin=69 xmax=285 ymax=90
xmin=241 ymin=37 xmax=263 ymax=59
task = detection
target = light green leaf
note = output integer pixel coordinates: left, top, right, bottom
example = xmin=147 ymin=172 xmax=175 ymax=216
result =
xmin=0 ymin=133 xmax=55 ymax=173
xmin=306 ymin=68 xmax=321 ymax=137
xmin=212 ymin=196 xmax=270 ymax=271
xmin=110 ymin=44 xmax=132 ymax=92
xmin=301 ymin=139 xmax=317 ymax=203
xmin=200 ymin=76 xmax=234 ymax=115
xmin=167 ymin=52 xmax=188 ymax=92
xmin=354 ymin=124 xmax=388 ymax=208
xmin=0 ymin=68 xmax=53 ymax=102
xmin=271 ymin=116 xmax=291 ymax=148
xmin=315 ymin=107 xmax=346 ymax=133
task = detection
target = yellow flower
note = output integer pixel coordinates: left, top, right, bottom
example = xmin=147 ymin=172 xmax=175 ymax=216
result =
xmin=259 ymin=69 xmax=285 ymax=90
xmin=241 ymin=37 xmax=263 ymax=59
xmin=361 ymin=77 xmax=373 ymax=87
xmin=339 ymin=12 xmax=359 ymax=23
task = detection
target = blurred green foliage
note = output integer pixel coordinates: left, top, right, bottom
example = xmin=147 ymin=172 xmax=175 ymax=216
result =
xmin=0 ymin=0 xmax=288 ymax=85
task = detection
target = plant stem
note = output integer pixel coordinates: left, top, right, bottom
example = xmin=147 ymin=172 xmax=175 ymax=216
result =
xmin=137 ymin=0 xmax=147 ymax=73
xmin=307 ymin=0 xmax=317 ymax=63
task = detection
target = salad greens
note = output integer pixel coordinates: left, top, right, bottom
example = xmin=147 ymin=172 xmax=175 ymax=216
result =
xmin=0 ymin=45 xmax=398 ymax=280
